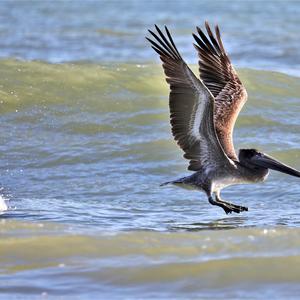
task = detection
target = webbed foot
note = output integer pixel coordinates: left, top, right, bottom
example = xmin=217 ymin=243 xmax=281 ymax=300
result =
xmin=209 ymin=196 xmax=248 ymax=214
xmin=216 ymin=196 xmax=248 ymax=214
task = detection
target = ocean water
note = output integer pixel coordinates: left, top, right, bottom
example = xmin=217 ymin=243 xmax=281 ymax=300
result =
xmin=0 ymin=1 xmax=300 ymax=299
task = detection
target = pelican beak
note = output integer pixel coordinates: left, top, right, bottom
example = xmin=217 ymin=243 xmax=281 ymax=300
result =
xmin=252 ymin=153 xmax=300 ymax=178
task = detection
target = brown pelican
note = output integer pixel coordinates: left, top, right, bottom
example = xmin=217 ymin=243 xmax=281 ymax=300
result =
xmin=146 ymin=22 xmax=300 ymax=214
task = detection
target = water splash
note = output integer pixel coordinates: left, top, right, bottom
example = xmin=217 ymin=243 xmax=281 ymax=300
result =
xmin=0 ymin=195 xmax=8 ymax=213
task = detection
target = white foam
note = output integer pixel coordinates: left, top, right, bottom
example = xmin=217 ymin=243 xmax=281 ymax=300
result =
xmin=0 ymin=195 xmax=8 ymax=212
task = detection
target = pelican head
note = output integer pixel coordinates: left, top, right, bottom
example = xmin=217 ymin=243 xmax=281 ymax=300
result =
xmin=239 ymin=149 xmax=300 ymax=177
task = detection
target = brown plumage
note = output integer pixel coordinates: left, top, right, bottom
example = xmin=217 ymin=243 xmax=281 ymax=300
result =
xmin=147 ymin=22 xmax=247 ymax=167
xmin=146 ymin=25 xmax=231 ymax=172
xmin=193 ymin=22 xmax=247 ymax=160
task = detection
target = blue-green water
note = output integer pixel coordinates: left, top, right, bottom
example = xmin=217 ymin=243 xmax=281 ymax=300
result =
xmin=0 ymin=0 xmax=300 ymax=75
xmin=1 ymin=1 xmax=300 ymax=299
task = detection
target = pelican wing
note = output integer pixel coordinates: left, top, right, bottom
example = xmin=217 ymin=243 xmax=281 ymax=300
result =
xmin=193 ymin=22 xmax=247 ymax=160
xmin=146 ymin=25 xmax=232 ymax=171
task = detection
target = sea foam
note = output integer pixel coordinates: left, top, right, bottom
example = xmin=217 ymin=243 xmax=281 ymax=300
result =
xmin=0 ymin=195 xmax=8 ymax=212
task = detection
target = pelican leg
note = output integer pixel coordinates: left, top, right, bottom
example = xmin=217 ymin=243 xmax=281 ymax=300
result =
xmin=208 ymin=196 xmax=237 ymax=214
xmin=215 ymin=191 xmax=248 ymax=214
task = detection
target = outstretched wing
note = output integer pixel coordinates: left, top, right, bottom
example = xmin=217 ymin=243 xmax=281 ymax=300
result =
xmin=146 ymin=25 xmax=233 ymax=171
xmin=193 ymin=21 xmax=247 ymax=160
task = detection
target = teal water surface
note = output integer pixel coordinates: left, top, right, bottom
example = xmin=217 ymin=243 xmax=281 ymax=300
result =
xmin=1 ymin=1 xmax=300 ymax=299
